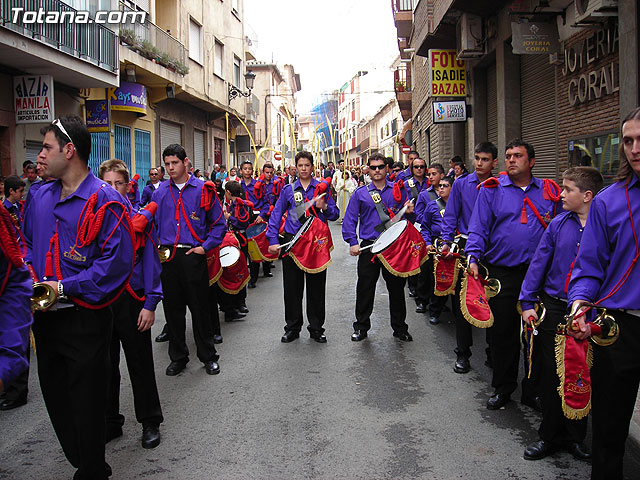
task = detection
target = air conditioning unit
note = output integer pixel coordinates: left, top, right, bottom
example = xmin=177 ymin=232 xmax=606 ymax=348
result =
xmin=456 ymin=13 xmax=484 ymax=59
xmin=574 ymin=0 xmax=618 ymax=24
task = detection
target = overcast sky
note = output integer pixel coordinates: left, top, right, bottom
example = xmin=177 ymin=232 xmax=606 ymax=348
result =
xmin=244 ymin=0 xmax=400 ymax=116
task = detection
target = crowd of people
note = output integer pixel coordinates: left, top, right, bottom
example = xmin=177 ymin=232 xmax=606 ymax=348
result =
xmin=0 ymin=109 xmax=639 ymax=480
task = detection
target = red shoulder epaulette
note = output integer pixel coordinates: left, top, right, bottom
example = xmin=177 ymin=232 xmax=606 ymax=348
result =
xmin=200 ymin=181 xmax=218 ymax=211
xmin=542 ymin=178 xmax=562 ymax=202
xmin=477 ymin=177 xmax=500 ymax=190
xmin=0 ymin=205 xmax=23 ymax=268
xmin=393 ymin=179 xmax=404 ymax=202
xmin=254 ymin=174 xmax=265 ymax=199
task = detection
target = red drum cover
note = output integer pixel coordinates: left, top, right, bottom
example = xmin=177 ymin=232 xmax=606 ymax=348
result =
xmin=247 ymin=222 xmax=278 ymax=262
xmin=555 ymin=334 xmax=593 ymax=420
xmin=460 ymin=270 xmax=494 ymax=328
xmin=218 ymin=249 xmax=250 ymax=294
xmin=207 ymin=246 xmax=222 ymax=286
xmin=376 ymin=222 xmax=427 ymax=277
xmin=433 ymin=254 xmax=460 ymax=296
xmin=288 ymin=217 xmax=333 ymax=273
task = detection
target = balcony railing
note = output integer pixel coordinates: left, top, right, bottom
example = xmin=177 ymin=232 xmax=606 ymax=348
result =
xmin=392 ymin=0 xmax=413 ymax=13
xmin=119 ymin=1 xmax=186 ymax=72
xmin=394 ymin=66 xmax=411 ymax=92
xmin=1 ymin=0 xmax=119 ymax=72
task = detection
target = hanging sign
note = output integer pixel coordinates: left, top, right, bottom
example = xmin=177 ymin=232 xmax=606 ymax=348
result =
xmin=14 ymin=75 xmax=55 ymax=124
xmin=85 ymin=100 xmax=110 ymax=132
xmin=429 ymin=50 xmax=466 ymax=97
xmin=511 ymin=22 xmax=560 ymax=54
xmin=107 ymin=82 xmax=147 ymax=114
xmin=433 ymin=101 xmax=467 ymax=123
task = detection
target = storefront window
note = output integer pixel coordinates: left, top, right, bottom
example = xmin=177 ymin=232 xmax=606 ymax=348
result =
xmin=568 ymin=131 xmax=619 ymax=185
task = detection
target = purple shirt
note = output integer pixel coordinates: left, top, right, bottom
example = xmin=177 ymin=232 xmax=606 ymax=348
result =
xmin=414 ymin=188 xmax=436 ymax=225
xmin=401 ymin=177 xmax=427 ymax=223
xmin=466 ymin=175 xmax=560 ymax=267
xmin=141 ymin=182 xmax=161 ymax=206
xmin=126 ymin=199 xmax=163 ymax=311
xmin=519 ymin=211 xmax=583 ymax=311
xmin=568 ymin=175 xmax=640 ymax=309
xmin=0 ymin=249 xmax=32 ymax=388
xmin=226 ymin=199 xmax=251 ymax=231
xmin=151 ymin=174 xmax=226 ymax=252
xmin=267 ymin=178 xmax=339 ymax=245
xmin=440 ymin=171 xmax=482 ymax=242
xmin=341 ymin=180 xmax=408 ymax=246
xmin=2 ymin=199 xmax=21 ymax=228
xmin=240 ymin=178 xmax=263 ymax=212
xmin=127 ymin=183 xmax=141 ymax=210
xmin=258 ymin=179 xmax=280 ymax=218
xmin=23 ymin=171 xmax=134 ymax=304
xmin=420 ymin=198 xmax=446 ymax=244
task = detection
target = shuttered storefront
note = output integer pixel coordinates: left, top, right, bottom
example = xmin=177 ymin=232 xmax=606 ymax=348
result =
xmin=89 ymin=132 xmax=110 ymax=176
xmin=486 ymin=65 xmax=498 ymax=147
xmin=160 ymin=120 xmax=182 ymax=152
xmin=114 ymin=124 xmax=132 ymax=172
xmin=521 ymin=54 xmax=557 ymax=180
xmin=193 ymin=129 xmax=205 ymax=172
xmin=134 ymin=129 xmax=151 ymax=184
xmin=26 ymin=141 xmax=42 ymax=165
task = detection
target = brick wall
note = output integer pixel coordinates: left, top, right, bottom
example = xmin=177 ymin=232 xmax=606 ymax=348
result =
xmin=556 ymin=28 xmax=620 ymax=175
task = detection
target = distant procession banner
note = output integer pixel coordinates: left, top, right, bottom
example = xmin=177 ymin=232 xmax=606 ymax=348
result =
xmin=429 ymin=50 xmax=466 ymax=97
xmin=433 ymin=101 xmax=467 ymax=123
xmin=14 ymin=75 xmax=55 ymax=124
xmin=107 ymin=81 xmax=147 ymax=114
xmin=85 ymin=100 xmax=110 ymax=132
xmin=511 ymin=22 xmax=560 ymax=55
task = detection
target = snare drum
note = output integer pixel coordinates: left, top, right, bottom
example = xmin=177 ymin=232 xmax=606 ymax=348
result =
xmin=247 ymin=222 xmax=278 ymax=262
xmin=219 ymin=246 xmax=240 ymax=267
xmin=371 ymin=220 xmax=426 ymax=277
xmin=287 ymin=216 xmax=333 ymax=274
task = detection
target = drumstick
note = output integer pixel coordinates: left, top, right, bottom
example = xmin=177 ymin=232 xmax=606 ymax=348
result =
xmin=389 ymin=199 xmax=414 ymax=225
xmin=302 ymin=192 xmax=326 ymax=211
xmin=358 ymin=243 xmax=375 ymax=251
xmin=276 ymin=239 xmax=295 ymax=250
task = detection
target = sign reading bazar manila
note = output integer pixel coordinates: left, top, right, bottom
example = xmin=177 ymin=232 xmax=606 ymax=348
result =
xmin=14 ymin=75 xmax=55 ymax=124
xmin=429 ymin=50 xmax=466 ymax=97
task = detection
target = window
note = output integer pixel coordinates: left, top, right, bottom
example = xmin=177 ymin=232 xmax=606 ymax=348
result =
xmin=114 ymin=124 xmax=132 ymax=172
xmin=189 ymin=19 xmax=202 ymax=63
xmin=233 ymin=56 xmax=241 ymax=87
xmin=134 ymin=129 xmax=151 ymax=184
xmin=568 ymin=131 xmax=619 ymax=186
xmin=214 ymin=41 xmax=223 ymax=77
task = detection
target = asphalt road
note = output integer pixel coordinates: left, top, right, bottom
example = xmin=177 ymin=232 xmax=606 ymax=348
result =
xmin=1 ymin=222 xmax=639 ymax=479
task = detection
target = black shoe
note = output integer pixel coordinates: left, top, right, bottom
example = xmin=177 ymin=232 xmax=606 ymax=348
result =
xmin=415 ymin=303 xmax=426 ymax=313
xmin=213 ymin=334 xmax=223 ymax=344
xmin=429 ymin=315 xmax=440 ymax=325
xmin=310 ymin=333 xmax=327 ymax=343
xmin=238 ymin=304 xmax=249 ymax=314
xmin=0 ymin=396 xmax=27 ymax=411
xmin=524 ymin=440 xmax=557 ymax=460
xmin=264 ymin=272 xmax=273 ymax=278
xmin=205 ymin=360 xmax=220 ymax=375
xmin=351 ymin=330 xmax=367 ymax=341
xmin=166 ymin=361 xmax=187 ymax=376
xmin=393 ymin=331 xmax=413 ymax=342
xmin=487 ymin=393 xmax=511 ymax=410
xmin=521 ymin=395 xmax=543 ymax=413
xmin=224 ymin=310 xmax=246 ymax=322
xmin=453 ymin=357 xmax=470 ymax=374
xmin=141 ymin=425 xmax=161 ymax=449
xmin=105 ymin=425 xmax=123 ymax=444
xmin=281 ymin=331 xmax=300 ymax=343
xmin=248 ymin=282 xmax=257 ymax=289
xmin=408 ymin=290 xmax=416 ymax=298
xmin=566 ymin=442 xmax=592 ymax=461
xmin=155 ymin=332 xmax=169 ymax=343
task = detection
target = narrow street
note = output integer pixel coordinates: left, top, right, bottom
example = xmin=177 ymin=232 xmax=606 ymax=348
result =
xmin=2 ymin=222 xmax=639 ymax=479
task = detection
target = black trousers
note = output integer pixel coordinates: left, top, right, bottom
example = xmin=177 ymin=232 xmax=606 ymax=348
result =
xmin=160 ymin=249 xmax=218 ymax=364
xmin=281 ymin=254 xmax=326 ymax=335
xmin=106 ymin=291 xmax=163 ymax=429
xmin=354 ymin=242 xmax=408 ymax=334
xmin=415 ymin=258 xmax=433 ymax=305
xmin=486 ymin=263 xmax=528 ymax=396
xmin=33 ymin=306 xmax=112 ymax=480
xmin=536 ymin=294 xmax=587 ymax=445
xmin=263 ymin=260 xmax=272 ymax=275
xmin=3 ymin=349 xmax=29 ymax=401
xmin=590 ymin=311 xmax=640 ymax=480
xmin=249 ymin=260 xmax=260 ymax=285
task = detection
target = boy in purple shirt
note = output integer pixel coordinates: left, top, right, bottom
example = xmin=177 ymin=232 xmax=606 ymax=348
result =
xmin=24 ymin=116 xmax=134 ymax=480
xmin=519 ymin=166 xmax=603 ymax=462
xmin=239 ymin=160 xmax=263 ymax=288
xmin=99 ymin=159 xmax=164 ymax=450
xmin=568 ymin=108 xmax=640 ymax=480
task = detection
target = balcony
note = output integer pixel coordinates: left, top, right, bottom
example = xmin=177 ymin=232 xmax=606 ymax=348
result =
xmin=391 ymin=0 xmax=413 ymax=39
xmin=0 ymin=0 xmax=119 ymax=84
xmin=119 ymin=1 xmax=187 ymax=75
xmin=394 ymin=67 xmax=412 ymax=122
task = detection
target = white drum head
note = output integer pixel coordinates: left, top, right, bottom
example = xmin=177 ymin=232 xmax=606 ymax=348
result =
xmin=371 ymin=220 xmax=408 ymax=254
xmin=219 ymin=246 xmax=240 ymax=267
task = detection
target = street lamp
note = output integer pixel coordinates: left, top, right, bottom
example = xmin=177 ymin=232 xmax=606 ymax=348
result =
xmin=228 ymin=69 xmax=256 ymax=104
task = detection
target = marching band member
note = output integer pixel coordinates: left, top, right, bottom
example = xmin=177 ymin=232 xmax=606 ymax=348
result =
xmin=0 ymin=204 xmax=31 ymax=397
xmin=342 ymin=152 xmax=415 ymax=342
xmin=267 ymin=151 xmax=338 ymax=343
xmin=141 ymin=167 xmax=162 ymax=206
xmin=439 ymin=143 xmax=498 ymax=374
xmin=239 ymin=160 xmax=263 ymax=288
xmin=518 ymin=166 xmax=602 ymax=462
xmin=466 ymin=139 xmax=560 ymax=411
xmin=254 ymin=162 xmax=282 ymax=278
xmin=152 ymin=144 xmax=226 ymax=377
xmin=98 ymin=159 xmax=164 ymax=450
xmin=393 ymin=150 xmax=418 ymax=182
xmin=2 ymin=176 xmax=25 ymax=227
xmin=416 ymin=175 xmax=453 ymax=325
xmin=24 ymin=116 xmax=134 ymax=479
xmin=568 ymin=107 xmax=640 ymax=480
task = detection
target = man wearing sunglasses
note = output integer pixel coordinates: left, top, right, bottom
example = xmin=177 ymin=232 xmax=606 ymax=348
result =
xmin=141 ymin=167 xmax=161 ymax=206
xmin=23 ymin=115 xmax=134 ymax=479
xmin=342 ymin=153 xmax=414 ymax=342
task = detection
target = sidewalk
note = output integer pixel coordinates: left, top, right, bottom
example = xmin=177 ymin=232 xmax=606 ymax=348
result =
xmin=631 ymin=395 xmax=640 ymax=443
